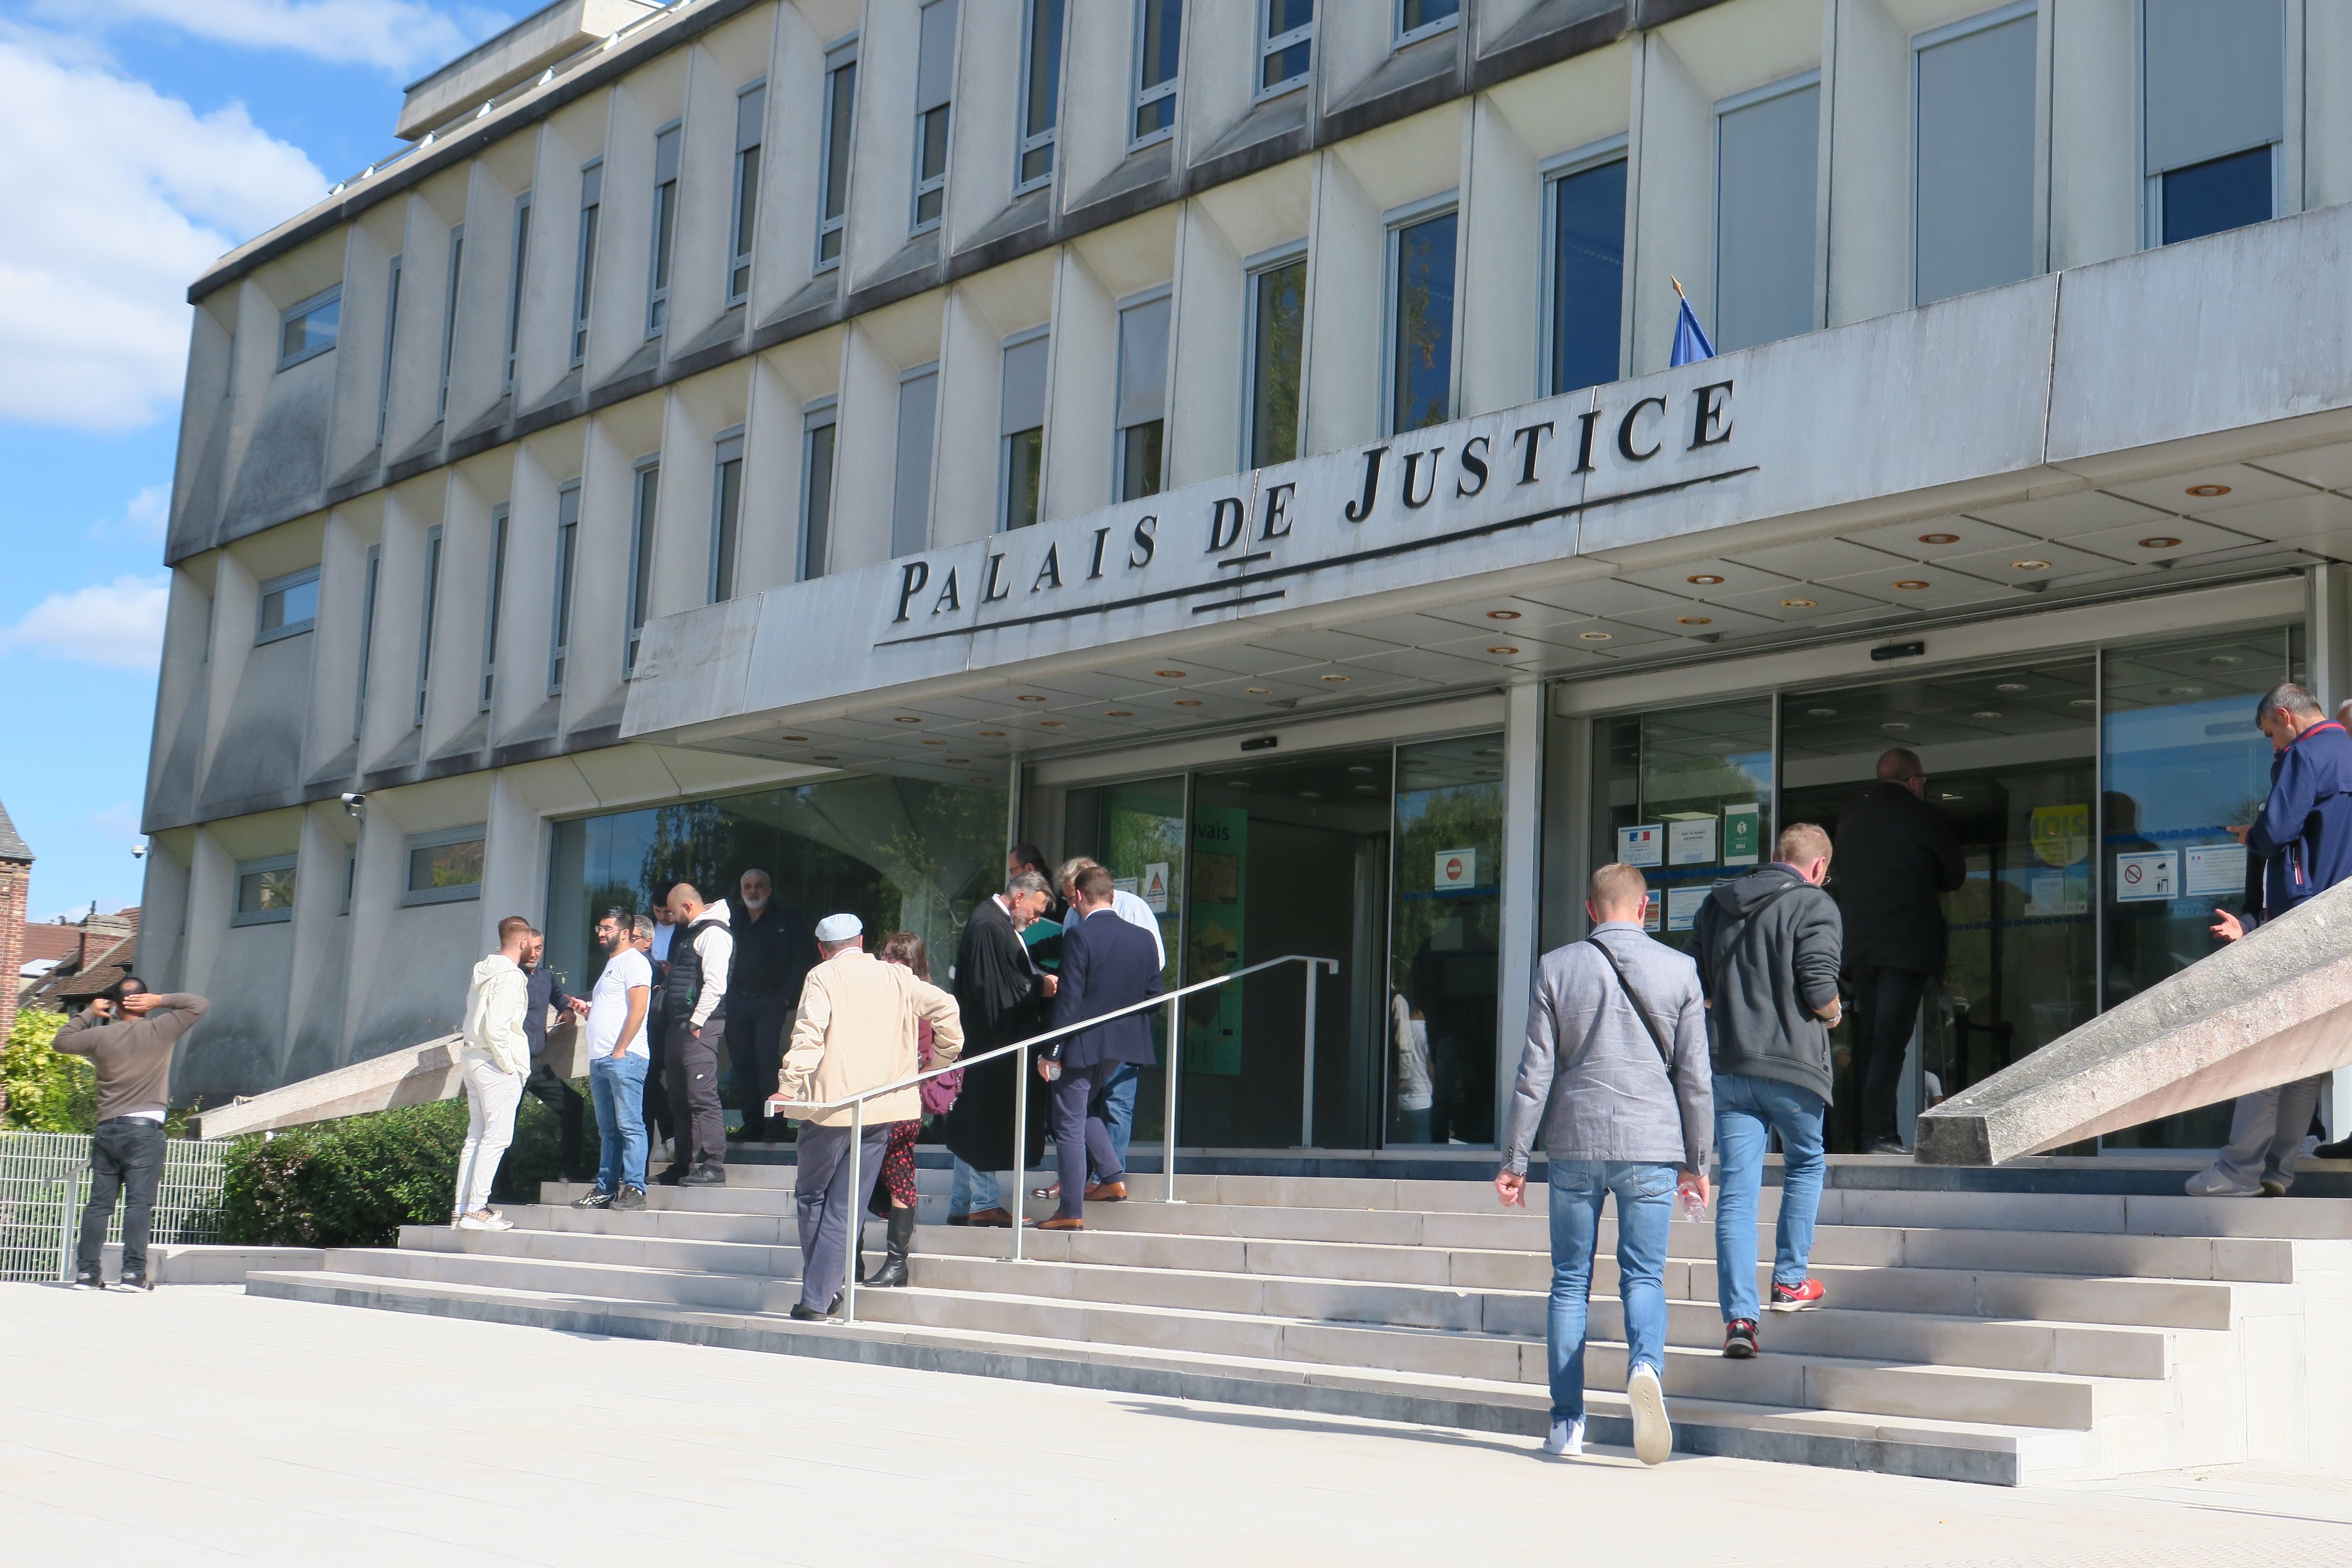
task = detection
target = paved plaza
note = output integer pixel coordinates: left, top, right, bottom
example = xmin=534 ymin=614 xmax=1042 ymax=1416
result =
xmin=7 ymin=1285 xmax=2352 ymax=1567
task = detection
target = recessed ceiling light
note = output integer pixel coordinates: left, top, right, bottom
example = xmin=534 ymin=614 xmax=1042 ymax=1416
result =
xmin=1882 ymin=722 xmax=1910 ymax=731
xmin=946 ymin=756 xmax=968 ymax=764
xmin=1245 ymin=686 xmax=1272 ymax=695
xmin=1487 ymin=645 xmax=1520 ymax=655
xmin=1996 ymin=682 xmax=2028 ymax=692
xmin=1155 ymin=669 xmax=1186 ymax=678
xmin=2186 ymin=483 xmax=2231 ymax=497
xmin=1354 ymin=785 xmax=1379 ymax=794
xmin=1781 ymin=598 xmax=1815 ymax=609
xmin=1972 ymin=710 xmax=2003 ymax=719
xmin=2068 ymin=699 xmax=2096 ymax=708
xmin=1040 ymin=719 xmax=1065 ymax=727
xmin=1892 ymin=580 xmax=1931 ymax=591
xmin=2138 ymin=537 xmax=2181 ymax=550
xmin=2162 ymin=685 xmax=2204 ymax=697
xmin=1807 ymin=707 xmax=1837 ymax=716
xmin=1578 ymin=630 xmax=1612 ymax=641
xmin=1676 ymin=615 xmax=1713 ymax=626
xmin=1940 ymin=792 xmax=1962 ymax=801
xmin=2208 ymin=654 xmax=2241 ymax=665
xmin=1478 ymin=748 xmax=1503 ymax=756
xmin=1486 ymin=609 xmax=1521 ymax=620
xmin=812 ymin=754 xmax=838 ymax=762
xmin=1106 ymin=709 xmax=1134 ymax=717
xmin=1174 ymin=698 xmax=1203 ymax=707
xmin=1298 ymin=789 xmax=1323 ymax=800
xmin=920 ymin=739 xmax=946 ymax=746
xmin=1687 ymin=573 xmax=1725 ymax=586
xmin=1919 ymin=532 xmax=1960 ymax=545
xmin=2011 ymin=559 xmax=2051 ymax=572
xmin=979 ymin=730 xmax=1006 ymax=737
xmin=893 ymin=716 xmax=921 ymax=724
xmin=781 ymin=734 xmax=808 ymax=742
xmin=1320 ymin=673 xmax=1350 ymax=682
xmin=1017 ymin=694 xmax=1047 ymax=703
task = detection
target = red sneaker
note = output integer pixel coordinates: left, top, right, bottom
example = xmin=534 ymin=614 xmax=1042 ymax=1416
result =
xmin=1723 ymin=1319 xmax=1759 ymax=1358
xmin=1769 ymin=1278 xmax=1827 ymax=1313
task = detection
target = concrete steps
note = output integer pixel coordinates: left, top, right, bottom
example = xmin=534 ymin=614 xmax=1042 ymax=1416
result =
xmin=242 ymin=1164 xmax=2352 ymax=1485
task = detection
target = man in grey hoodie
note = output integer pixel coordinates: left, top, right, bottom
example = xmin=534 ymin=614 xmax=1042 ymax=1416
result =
xmin=1499 ymin=862 xmax=1711 ymax=1466
xmin=1690 ymin=823 xmax=1843 ymax=1360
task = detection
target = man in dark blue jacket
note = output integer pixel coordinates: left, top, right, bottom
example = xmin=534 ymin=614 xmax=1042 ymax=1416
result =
xmin=2191 ymin=682 xmax=2352 ymax=1195
xmin=521 ymin=930 xmax=589 ymax=1179
xmin=1039 ymin=864 xmax=1164 ymax=1230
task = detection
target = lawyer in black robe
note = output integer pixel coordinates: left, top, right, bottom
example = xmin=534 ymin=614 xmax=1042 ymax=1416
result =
xmin=940 ymin=893 xmax=1053 ymax=1172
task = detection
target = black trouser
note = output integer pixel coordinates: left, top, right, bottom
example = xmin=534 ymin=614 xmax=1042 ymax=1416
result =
xmin=524 ymin=1057 xmax=587 ymax=1177
xmin=643 ymin=1012 xmax=674 ymax=1148
xmin=1851 ymin=964 xmax=1930 ymax=1147
xmin=664 ymin=1019 xmax=726 ymax=1170
xmin=77 ymin=1116 xmax=167 ymax=1278
xmin=727 ymin=992 xmax=795 ymax=1143
xmin=1051 ymin=1059 xmax=1128 ymax=1220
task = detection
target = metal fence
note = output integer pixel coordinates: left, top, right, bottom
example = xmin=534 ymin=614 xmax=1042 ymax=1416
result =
xmin=0 ymin=1131 xmax=228 ymax=1282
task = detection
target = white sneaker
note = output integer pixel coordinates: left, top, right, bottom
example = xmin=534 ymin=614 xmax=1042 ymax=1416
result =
xmin=454 ymin=1214 xmax=491 ymax=1230
xmin=1628 ymin=1363 xmax=1672 ymax=1465
xmin=2185 ymin=1167 xmax=2259 ymax=1198
xmin=1541 ymin=1417 xmax=1585 ymax=1457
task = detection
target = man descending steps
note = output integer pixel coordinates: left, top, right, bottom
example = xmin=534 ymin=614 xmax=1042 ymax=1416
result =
xmin=1498 ymin=862 xmax=1712 ymax=1465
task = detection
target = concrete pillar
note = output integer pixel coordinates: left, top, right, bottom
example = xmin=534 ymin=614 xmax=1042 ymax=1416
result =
xmin=1495 ymin=680 xmax=1545 ymax=1138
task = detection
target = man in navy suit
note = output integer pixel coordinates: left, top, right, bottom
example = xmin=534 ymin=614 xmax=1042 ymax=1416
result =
xmin=1039 ymin=863 xmax=1164 ymax=1231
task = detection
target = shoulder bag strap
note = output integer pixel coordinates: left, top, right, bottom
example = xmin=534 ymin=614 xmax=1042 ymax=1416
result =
xmin=1583 ymin=935 xmax=1677 ymax=1080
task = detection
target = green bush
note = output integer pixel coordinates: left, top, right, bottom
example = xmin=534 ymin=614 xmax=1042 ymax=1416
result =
xmin=1 ymin=1008 xmax=96 ymax=1133
xmin=222 ymin=1089 xmax=580 ymax=1247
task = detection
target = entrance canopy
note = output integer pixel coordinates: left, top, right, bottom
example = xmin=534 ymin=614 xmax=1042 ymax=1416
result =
xmin=623 ymin=205 xmax=2352 ymax=780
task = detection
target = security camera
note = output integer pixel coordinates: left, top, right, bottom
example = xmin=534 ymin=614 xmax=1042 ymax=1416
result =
xmin=131 ymin=843 xmax=146 ymax=860
xmin=341 ymin=792 xmax=367 ymax=820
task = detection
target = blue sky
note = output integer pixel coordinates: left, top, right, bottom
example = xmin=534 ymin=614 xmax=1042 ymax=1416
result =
xmin=0 ymin=0 xmax=530 ymax=922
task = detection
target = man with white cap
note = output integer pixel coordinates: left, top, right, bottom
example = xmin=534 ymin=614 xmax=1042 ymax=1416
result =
xmin=774 ymin=912 xmax=964 ymax=1321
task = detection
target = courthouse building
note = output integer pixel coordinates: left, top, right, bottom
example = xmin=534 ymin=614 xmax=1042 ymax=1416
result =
xmin=143 ymin=0 xmax=2352 ymax=1155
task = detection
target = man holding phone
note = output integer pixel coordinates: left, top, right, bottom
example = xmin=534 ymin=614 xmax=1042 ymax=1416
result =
xmin=572 ymin=909 xmax=653 ymax=1211
xmin=55 ymin=978 xmax=208 ymax=1290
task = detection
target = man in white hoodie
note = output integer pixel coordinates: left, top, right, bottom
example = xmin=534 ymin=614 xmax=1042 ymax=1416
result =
xmin=453 ymin=915 xmax=534 ymax=1230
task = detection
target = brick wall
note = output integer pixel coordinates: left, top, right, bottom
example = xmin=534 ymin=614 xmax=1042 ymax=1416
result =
xmin=0 ymin=857 xmax=27 ymax=1042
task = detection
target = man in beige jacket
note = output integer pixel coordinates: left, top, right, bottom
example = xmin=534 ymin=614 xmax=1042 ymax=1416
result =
xmin=774 ymin=913 xmax=963 ymax=1320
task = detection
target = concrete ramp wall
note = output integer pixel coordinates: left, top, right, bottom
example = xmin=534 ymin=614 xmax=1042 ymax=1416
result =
xmin=194 ymin=1023 xmax=585 ymax=1141
xmin=1917 ymin=878 xmax=2352 ymax=1164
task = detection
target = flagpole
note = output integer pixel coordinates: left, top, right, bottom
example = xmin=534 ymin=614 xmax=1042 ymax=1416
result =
xmin=1670 ymin=275 xmax=1688 ymax=302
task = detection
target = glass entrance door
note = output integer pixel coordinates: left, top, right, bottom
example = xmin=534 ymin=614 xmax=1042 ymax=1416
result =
xmin=1058 ymin=775 xmax=1185 ymax=1146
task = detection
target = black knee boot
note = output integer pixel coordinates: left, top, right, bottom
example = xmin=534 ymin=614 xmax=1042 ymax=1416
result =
xmin=867 ymin=1204 xmax=915 ymax=1289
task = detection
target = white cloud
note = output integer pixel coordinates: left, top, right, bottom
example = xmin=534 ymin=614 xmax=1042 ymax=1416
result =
xmin=92 ymin=483 xmax=172 ymax=542
xmin=3 ymin=574 xmax=171 ymax=671
xmin=54 ymin=0 xmax=508 ymax=76
xmin=0 ymin=36 xmax=325 ymax=430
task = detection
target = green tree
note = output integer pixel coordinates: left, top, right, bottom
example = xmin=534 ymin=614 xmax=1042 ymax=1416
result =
xmin=1 ymin=1008 xmax=96 ymax=1133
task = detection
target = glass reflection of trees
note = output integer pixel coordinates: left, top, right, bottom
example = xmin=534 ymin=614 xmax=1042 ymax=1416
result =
xmin=1389 ymin=734 xmax=1504 ymax=1145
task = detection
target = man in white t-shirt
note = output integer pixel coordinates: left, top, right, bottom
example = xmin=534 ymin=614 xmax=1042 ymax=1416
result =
xmin=573 ymin=907 xmax=653 ymax=1210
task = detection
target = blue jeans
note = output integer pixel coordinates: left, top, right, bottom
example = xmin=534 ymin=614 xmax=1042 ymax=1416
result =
xmin=1098 ymin=1062 xmax=1140 ymax=1177
xmin=950 ymin=1157 xmax=1001 ymax=1216
xmin=588 ymin=1052 xmax=650 ymax=1193
xmin=1713 ymin=1071 xmax=1827 ymax=1323
xmin=1545 ymin=1159 xmax=1675 ymax=1425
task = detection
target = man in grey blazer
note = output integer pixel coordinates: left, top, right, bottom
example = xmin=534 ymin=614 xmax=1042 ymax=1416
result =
xmin=1498 ymin=862 xmax=1712 ymax=1466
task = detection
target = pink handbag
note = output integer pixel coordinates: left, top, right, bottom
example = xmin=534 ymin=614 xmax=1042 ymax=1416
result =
xmin=917 ymin=1019 xmax=962 ymax=1116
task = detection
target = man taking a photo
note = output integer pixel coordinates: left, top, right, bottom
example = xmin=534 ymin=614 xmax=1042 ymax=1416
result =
xmin=56 ymin=979 xmax=207 ymax=1290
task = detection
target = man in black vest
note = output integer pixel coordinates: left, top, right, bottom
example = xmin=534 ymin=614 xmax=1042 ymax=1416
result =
xmin=657 ymin=881 xmax=734 ymax=1186
xmin=727 ymin=867 xmax=816 ymax=1146
xmin=1833 ymin=748 xmax=1965 ymax=1154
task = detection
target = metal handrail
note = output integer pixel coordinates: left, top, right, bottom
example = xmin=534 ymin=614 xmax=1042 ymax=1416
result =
xmin=768 ymin=950 xmax=1337 ymax=1327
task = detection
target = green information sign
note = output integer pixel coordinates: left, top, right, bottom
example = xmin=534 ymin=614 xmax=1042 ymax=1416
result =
xmin=1723 ymin=802 xmax=1761 ymax=866
xmin=1186 ymin=806 xmax=1246 ymax=1076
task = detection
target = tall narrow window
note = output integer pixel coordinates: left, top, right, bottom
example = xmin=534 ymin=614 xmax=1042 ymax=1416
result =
xmin=729 ymin=83 xmax=765 ymax=305
xmin=437 ymin=225 xmax=464 ymax=424
xmin=1388 ymin=206 xmax=1457 ymax=434
xmin=894 ymin=363 xmax=940 ymax=553
xmin=2145 ymin=0 xmax=2282 ymax=246
xmin=1016 ymin=0 xmax=1064 ymax=192
xmin=355 ymin=544 xmax=381 ymax=740
xmin=1914 ymin=5 xmax=2034 ymax=305
xmin=1396 ymin=0 xmax=1459 ymax=45
xmin=912 ymin=0 xmax=957 ymax=231
xmin=1132 ymin=0 xmax=1180 ymax=143
xmin=801 ymin=401 xmax=837 ymax=581
xmin=377 ymin=255 xmax=401 ymax=445
xmin=1260 ymin=0 xmax=1312 ymax=94
xmin=817 ymin=43 xmax=857 ymax=268
xmin=416 ymin=524 xmax=444 ymax=725
xmin=481 ymin=503 xmax=509 ymax=711
xmin=1547 ymin=155 xmax=1625 ymax=395
xmin=276 ymin=287 xmax=340 ymax=370
xmin=1246 ymin=251 xmax=1305 ymax=467
xmin=1715 ymin=74 xmax=1819 ymax=352
xmin=1115 ymin=292 xmax=1169 ymax=501
xmin=504 ymin=195 xmax=531 ymax=395
xmin=626 ymin=459 xmax=659 ymax=675
xmin=647 ymin=123 xmax=682 ymax=336
xmin=998 ymin=332 xmax=1047 ymax=530
xmin=572 ymin=160 xmax=602 ymax=366
xmin=548 ymin=481 xmax=580 ymax=693
xmin=709 ymin=431 xmax=745 ymax=603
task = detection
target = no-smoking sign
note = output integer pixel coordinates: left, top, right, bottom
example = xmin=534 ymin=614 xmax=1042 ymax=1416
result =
xmin=2114 ymin=850 xmax=2177 ymax=902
